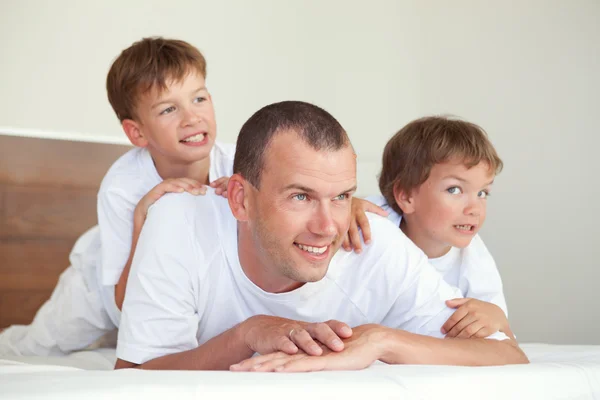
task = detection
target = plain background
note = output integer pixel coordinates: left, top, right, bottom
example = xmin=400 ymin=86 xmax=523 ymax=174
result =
xmin=1 ymin=0 xmax=598 ymax=344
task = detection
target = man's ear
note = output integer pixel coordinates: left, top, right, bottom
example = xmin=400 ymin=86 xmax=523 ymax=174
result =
xmin=228 ymin=174 xmax=251 ymax=222
xmin=122 ymin=119 xmax=149 ymax=148
xmin=393 ymin=184 xmax=416 ymax=215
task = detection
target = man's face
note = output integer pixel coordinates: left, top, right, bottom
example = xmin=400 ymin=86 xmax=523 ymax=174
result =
xmin=246 ymin=131 xmax=356 ymax=292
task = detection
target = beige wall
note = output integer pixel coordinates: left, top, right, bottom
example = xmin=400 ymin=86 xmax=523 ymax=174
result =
xmin=1 ymin=0 xmax=598 ymax=343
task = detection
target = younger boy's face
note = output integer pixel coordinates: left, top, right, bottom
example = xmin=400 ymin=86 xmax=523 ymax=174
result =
xmin=133 ymin=71 xmax=217 ymax=166
xmin=399 ymin=161 xmax=495 ymax=257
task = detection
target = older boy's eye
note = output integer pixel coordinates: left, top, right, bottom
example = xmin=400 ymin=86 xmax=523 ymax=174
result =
xmin=160 ymin=106 xmax=176 ymax=115
xmin=447 ymin=187 xmax=462 ymax=195
xmin=293 ymin=194 xmax=308 ymax=201
xmin=193 ymin=96 xmax=206 ymax=103
xmin=478 ymin=190 xmax=489 ymax=199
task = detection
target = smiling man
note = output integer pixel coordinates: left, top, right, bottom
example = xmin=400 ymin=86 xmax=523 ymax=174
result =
xmin=115 ymin=101 xmax=528 ymax=371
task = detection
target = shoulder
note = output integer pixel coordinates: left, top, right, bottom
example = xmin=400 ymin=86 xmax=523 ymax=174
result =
xmin=99 ymin=147 xmax=155 ymax=198
xmin=363 ymin=195 xmax=402 ymax=227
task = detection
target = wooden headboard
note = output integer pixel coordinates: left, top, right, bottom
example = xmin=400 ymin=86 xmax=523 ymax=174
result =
xmin=0 ymin=134 xmax=130 ymax=328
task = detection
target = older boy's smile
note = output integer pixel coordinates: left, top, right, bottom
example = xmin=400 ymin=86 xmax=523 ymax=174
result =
xmin=180 ymin=132 xmax=208 ymax=145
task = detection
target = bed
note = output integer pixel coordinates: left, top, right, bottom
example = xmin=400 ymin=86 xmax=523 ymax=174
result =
xmin=1 ymin=133 xmax=599 ymax=399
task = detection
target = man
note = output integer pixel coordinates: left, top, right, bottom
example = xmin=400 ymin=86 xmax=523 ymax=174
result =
xmin=115 ymin=101 xmax=528 ymax=371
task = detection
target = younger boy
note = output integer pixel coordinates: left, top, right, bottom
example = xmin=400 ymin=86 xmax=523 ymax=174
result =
xmin=356 ymin=116 xmax=514 ymax=339
xmin=0 ymin=37 xmax=234 ymax=356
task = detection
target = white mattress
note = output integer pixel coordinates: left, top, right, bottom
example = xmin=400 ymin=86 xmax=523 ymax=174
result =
xmin=1 ymin=343 xmax=599 ymax=400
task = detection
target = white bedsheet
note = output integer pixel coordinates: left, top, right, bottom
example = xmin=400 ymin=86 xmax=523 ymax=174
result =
xmin=1 ymin=343 xmax=599 ymax=400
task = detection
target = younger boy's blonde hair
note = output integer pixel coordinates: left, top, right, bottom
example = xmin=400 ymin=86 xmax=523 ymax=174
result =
xmin=378 ymin=116 xmax=503 ymax=215
xmin=106 ymin=37 xmax=207 ymax=122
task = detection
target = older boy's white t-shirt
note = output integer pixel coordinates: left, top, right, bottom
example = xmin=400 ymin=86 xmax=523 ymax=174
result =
xmin=97 ymin=142 xmax=236 ymax=287
xmin=117 ymin=191 xmax=507 ymax=365
xmin=366 ymin=195 xmax=509 ymax=316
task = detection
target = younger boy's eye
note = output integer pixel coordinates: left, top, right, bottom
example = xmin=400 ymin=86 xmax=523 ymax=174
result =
xmin=193 ymin=96 xmax=206 ymax=103
xmin=478 ymin=190 xmax=489 ymax=199
xmin=447 ymin=187 xmax=462 ymax=195
xmin=293 ymin=194 xmax=308 ymax=201
xmin=160 ymin=106 xmax=176 ymax=115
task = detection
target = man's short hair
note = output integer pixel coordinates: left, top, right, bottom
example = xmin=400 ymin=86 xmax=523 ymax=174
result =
xmin=379 ymin=116 xmax=503 ymax=215
xmin=234 ymin=101 xmax=351 ymax=188
xmin=106 ymin=37 xmax=207 ymax=122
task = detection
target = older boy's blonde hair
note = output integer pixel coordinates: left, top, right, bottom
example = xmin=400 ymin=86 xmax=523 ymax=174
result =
xmin=378 ymin=116 xmax=503 ymax=215
xmin=106 ymin=37 xmax=207 ymax=122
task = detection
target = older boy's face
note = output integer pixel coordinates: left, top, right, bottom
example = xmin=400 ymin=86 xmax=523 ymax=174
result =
xmin=134 ymin=71 xmax=217 ymax=166
xmin=246 ymin=131 xmax=357 ymax=291
xmin=403 ymin=161 xmax=494 ymax=257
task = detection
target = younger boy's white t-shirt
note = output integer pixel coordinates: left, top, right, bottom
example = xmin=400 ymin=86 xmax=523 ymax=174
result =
xmin=97 ymin=142 xmax=236 ymax=288
xmin=366 ymin=195 xmax=509 ymax=316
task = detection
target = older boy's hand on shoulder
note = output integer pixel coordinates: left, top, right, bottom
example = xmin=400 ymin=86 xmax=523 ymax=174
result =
xmin=342 ymin=197 xmax=388 ymax=253
xmin=134 ymin=178 xmax=206 ymax=225
xmin=209 ymin=176 xmax=230 ymax=198
xmin=443 ymin=298 xmax=514 ymax=339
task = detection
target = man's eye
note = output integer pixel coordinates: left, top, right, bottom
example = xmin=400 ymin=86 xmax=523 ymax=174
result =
xmin=160 ymin=106 xmax=176 ymax=115
xmin=293 ymin=194 xmax=307 ymax=201
xmin=334 ymin=194 xmax=348 ymax=201
xmin=447 ymin=187 xmax=462 ymax=195
xmin=478 ymin=190 xmax=489 ymax=199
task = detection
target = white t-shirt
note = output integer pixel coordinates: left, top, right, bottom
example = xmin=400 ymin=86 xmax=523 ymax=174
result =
xmin=117 ymin=191 xmax=507 ymax=365
xmin=97 ymin=142 xmax=236 ymax=287
xmin=366 ymin=195 xmax=508 ymax=316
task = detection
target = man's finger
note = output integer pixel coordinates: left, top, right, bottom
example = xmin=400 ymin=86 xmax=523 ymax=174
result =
xmin=290 ymin=329 xmax=323 ymax=356
xmin=456 ymin=321 xmax=483 ymax=339
xmin=325 ymin=320 xmax=352 ymax=338
xmin=307 ymin=323 xmax=344 ymax=352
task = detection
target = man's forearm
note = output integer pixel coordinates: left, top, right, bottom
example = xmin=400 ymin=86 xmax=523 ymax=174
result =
xmin=115 ymin=323 xmax=254 ymax=371
xmin=379 ymin=328 xmax=529 ymax=366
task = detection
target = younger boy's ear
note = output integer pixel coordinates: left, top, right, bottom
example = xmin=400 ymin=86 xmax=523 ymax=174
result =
xmin=393 ymin=185 xmax=415 ymax=214
xmin=122 ymin=119 xmax=149 ymax=148
xmin=228 ymin=174 xmax=250 ymax=222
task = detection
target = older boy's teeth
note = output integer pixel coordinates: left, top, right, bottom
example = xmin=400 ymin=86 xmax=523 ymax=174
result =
xmin=455 ymin=225 xmax=472 ymax=231
xmin=181 ymin=133 xmax=206 ymax=142
xmin=295 ymin=243 xmax=327 ymax=255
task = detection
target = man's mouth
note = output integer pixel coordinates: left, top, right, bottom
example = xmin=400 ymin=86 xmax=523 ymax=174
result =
xmin=294 ymin=242 xmax=329 ymax=255
xmin=180 ymin=132 xmax=206 ymax=143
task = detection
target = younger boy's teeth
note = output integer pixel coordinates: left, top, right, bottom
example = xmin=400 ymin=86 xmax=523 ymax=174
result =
xmin=181 ymin=133 xmax=206 ymax=142
xmin=295 ymin=243 xmax=328 ymax=255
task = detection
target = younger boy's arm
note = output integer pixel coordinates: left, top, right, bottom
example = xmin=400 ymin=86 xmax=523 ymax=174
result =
xmin=443 ymin=298 xmax=515 ymax=339
xmin=341 ymin=197 xmax=388 ymax=253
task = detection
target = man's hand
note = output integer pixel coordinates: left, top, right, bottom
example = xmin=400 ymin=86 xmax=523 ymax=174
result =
xmin=238 ymin=315 xmax=352 ymax=357
xmin=209 ymin=176 xmax=230 ymax=198
xmin=230 ymin=324 xmax=386 ymax=372
xmin=342 ymin=198 xmax=388 ymax=253
xmin=443 ymin=298 xmax=513 ymax=339
xmin=135 ymin=178 xmax=206 ymax=225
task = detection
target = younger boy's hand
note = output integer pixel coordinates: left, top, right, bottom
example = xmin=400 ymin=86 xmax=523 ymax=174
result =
xmin=134 ymin=178 xmax=206 ymax=224
xmin=342 ymin=198 xmax=388 ymax=253
xmin=442 ymin=298 xmax=512 ymax=339
xmin=209 ymin=176 xmax=230 ymax=198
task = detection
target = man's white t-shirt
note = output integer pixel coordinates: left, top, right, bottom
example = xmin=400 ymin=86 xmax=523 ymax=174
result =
xmin=117 ymin=191 xmax=508 ymax=365
xmin=367 ymin=195 xmax=509 ymax=316
xmin=97 ymin=142 xmax=236 ymax=287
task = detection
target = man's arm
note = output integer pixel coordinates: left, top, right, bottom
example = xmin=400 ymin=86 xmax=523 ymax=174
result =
xmin=230 ymin=323 xmax=528 ymax=372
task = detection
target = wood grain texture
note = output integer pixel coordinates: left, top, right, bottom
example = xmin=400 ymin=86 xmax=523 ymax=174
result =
xmin=0 ymin=135 xmax=130 ymax=328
